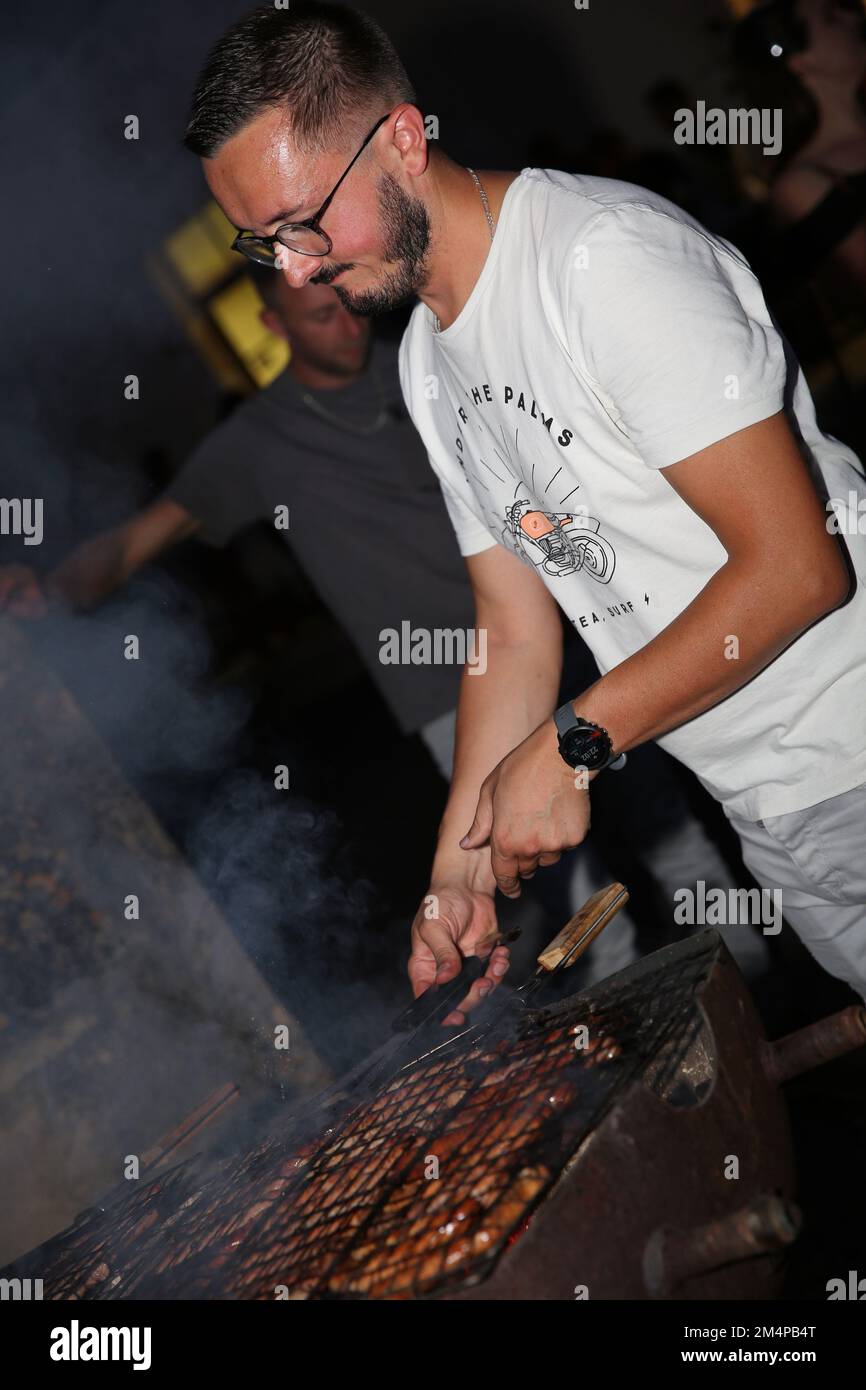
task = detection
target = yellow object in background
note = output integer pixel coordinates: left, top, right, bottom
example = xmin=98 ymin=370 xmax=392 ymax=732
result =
xmin=152 ymin=200 xmax=291 ymax=393
xmin=208 ymin=277 xmax=290 ymax=389
xmin=165 ymin=203 xmax=237 ymax=296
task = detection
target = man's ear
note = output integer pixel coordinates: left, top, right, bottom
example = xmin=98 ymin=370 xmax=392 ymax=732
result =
xmin=260 ymin=306 xmax=289 ymax=343
xmin=391 ymin=102 xmax=429 ymax=178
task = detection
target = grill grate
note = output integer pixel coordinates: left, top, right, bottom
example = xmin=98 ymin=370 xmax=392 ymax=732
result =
xmin=11 ymin=934 xmax=719 ymax=1300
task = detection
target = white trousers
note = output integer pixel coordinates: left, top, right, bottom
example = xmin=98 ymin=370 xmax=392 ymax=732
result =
xmin=723 ymin=783 xmax=866 ymax=1004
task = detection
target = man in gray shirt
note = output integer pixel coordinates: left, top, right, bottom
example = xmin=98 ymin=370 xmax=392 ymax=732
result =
xmin=165 ymin=270 xmax=476 ymax=751
xmin=0 ymin=275 xmax=473 ymax=755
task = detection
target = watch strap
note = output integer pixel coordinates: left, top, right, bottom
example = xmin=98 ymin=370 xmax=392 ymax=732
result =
xmin=554 ymin=702 xmax=578 ymax=739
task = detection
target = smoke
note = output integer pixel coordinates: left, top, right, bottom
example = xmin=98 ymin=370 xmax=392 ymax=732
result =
xmin=0 ymin=539 xmax=384 ymax=1267
xmin=187 ymin=769 xmax=379 ymax=1038
xmin=15 ymin=558 xmax=382 ymax=1027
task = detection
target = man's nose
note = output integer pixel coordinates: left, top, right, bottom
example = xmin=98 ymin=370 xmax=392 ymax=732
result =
xmin=276 ymin=251 xmax=321 ymax=289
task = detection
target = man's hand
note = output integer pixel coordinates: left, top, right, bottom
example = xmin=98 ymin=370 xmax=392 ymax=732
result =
xmin=459 ymin=717 xmax=591 ymax=898
xmin=0 ymin=565 xmax=48 ymax=619
xmin=0 ymin=501 xmax=202 ymax=618
xmin=409 ymin=884 xmax=511 ymax=1027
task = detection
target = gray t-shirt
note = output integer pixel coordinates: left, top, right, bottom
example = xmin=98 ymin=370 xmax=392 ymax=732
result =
xmin=164 ymin=336 xmax=474 ymax=733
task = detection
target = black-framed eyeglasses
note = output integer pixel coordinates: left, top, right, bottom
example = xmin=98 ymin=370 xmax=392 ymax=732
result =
xmin=231 ymin=113 xmax=391 ymax=266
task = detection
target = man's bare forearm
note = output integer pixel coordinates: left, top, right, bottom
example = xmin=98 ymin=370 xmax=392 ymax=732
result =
xmin=431 ymin=629 xmax=563 ymax=888
xmin=571 ymin=553 xmax=850 ymax=756
xmin=45 ymin=528 xmax=133 ymax=608
xmin=44 ymin=500 xmax=200 ymax=609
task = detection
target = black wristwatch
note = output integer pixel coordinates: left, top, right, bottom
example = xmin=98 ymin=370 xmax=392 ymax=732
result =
xmin=554 ymin=703 xmax=627 ymax=773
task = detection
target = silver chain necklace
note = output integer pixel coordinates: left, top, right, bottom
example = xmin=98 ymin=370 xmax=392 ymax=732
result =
xmin=299 ymin=360 xmax=392 ymax=435
xmin=434 ymin=167 xmax=496 ymax=333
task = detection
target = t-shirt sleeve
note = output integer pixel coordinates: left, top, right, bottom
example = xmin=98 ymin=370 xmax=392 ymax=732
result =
xmin=162 ymin=413 xmax=268 ymax=547
xmin=566 ymin=207 xmax=788 ymax=469
xmin=399 ymin=322 xmax=497 ymax=558
xmin=438 ymin=474 xmax=498 ymax=558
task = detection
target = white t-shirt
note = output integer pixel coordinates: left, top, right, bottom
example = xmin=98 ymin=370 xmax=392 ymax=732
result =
xmin=398 ymin=167 xmax=866 ymax=820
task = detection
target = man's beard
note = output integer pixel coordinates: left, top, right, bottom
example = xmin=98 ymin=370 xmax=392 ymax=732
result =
xmin=311 ymin=171 xmax=431 ymax=316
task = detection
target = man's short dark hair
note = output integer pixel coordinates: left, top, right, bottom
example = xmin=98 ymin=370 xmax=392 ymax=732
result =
xmin=184 ymin=1 xmax=416 ymax=160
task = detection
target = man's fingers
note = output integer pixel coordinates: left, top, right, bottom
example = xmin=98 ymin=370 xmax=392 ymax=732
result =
xmin=0 ymin=570 xmax=23 ymax=602
xmin=435 ymin=945 xmax=513 ymax=1027
xmin=0 ymin=570 xmax=43 ymax=613
xmin=450 ymin=944 xmax=511 ymax=1019
xmin=495 ymin=877 xmax=522 ymax=899
xmin=500 ymin=845 xmax=567 ymax=887
xmin=0 ymin=575 xmax=47 ymax=618
xmin=459 ymin=781 xmax=494 ymax=850
xmin=410 ymin=918 xmax=464 ymax=996
xmin=9 ymin=593 xmax=47 ymax=619
xmin=454 ymin=976 xmax=492 ymax=1018
xmin=407 ymin=951 xmax=437 ymax=998
xmin=485 ymin=943 xmax=511 ymax=983
xmin=490 ymin=844 xmax=522 ymax=897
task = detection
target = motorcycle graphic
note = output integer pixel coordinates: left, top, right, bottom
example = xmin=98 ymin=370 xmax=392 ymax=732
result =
xmin=504 ymin=498 xmax=616 ymax=583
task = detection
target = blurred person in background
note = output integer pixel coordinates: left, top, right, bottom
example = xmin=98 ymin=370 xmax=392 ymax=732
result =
xmin=0 ymin=276 xmax=473 ymax=770
xmin=733 ymin=0 xmax=866 ymax=307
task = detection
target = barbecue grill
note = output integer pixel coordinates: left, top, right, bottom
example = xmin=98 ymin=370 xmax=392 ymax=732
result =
xmin=6 ymin=890 xmax=865 ymax=1301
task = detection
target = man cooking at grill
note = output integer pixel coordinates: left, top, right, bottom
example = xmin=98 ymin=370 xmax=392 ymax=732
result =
xmin=0 ymin=257 xmax=765 ymax=985
xmin=183 ymin=2 xmax=866 ymax=1023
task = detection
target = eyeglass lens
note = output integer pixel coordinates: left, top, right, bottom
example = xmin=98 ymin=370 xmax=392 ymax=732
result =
xmin=238 ymin=225 xmax=330 ymax=264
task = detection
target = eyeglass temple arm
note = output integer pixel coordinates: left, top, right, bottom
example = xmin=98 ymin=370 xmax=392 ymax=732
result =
xmin=313 ymin=113 xmax=390 ymax=224
xmin=231 ymin=112 xmax=391 ymax=249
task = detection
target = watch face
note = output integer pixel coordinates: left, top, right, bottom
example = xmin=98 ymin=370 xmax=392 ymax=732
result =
xmin=560 ymin=725 xmax=610 ymax=770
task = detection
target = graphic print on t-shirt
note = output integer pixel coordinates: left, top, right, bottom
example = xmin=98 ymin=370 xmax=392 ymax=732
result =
xmin=451 ymin=377 xmax=618 ymax=586
xmin=503 ymin=493 xmax=616 ymax=582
